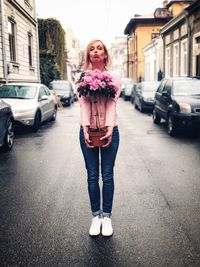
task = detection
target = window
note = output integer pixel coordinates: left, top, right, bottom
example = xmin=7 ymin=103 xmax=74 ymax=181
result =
xmin=24 ymin=0 xmax=32 ymax=6
xmin=173 ymin=43 xmax=179 ymax=76
xmin=157 ymin=79 xmax=167 ymax=93
xmin=28 ymin=33 xmax=33 ymax=66
xmin=165 ymin=47 xmax=170 ymax=77
xmin=196 ymin=36 xmax=200 ymax=44
xmin=163 ymin=79 xmax=171 ymax=95
xmin=8 ymin=19 xmax=16 ymax=62
xmin=151 ymin=33 xmax=159 ymax=40
xmin=38 ymin=86 xmax=48 ymax=100
xmin=181 ymin=39 xmax=187 ymax=76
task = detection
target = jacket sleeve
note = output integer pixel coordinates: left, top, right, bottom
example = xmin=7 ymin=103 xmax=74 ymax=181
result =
xmin=79 ymin=95 xmax=91 ymax=126
xmin=105 ymin=74 xmax=121 ymax=127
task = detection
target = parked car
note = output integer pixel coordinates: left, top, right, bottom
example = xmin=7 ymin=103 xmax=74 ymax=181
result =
xmin=0 ymin=83 xmax=57 ymax=132
xmin=134 ymin=81 xmax=160 ymax=112
xmin=0 ymin=100 xmax=14 ymax=151
xmin=121 ymin=78 xmax=134 ymax=101
xmin=153 ymin=77 xmax=200 ymax=136
xmin=49 ymin=80 xmax=74 ymax=106
xmin=130 ymin=83 xmax=138 ymax=104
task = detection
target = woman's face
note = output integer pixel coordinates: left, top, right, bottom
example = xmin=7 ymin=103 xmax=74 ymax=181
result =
xmin=88 ymin=41 xmax=106 ymax=65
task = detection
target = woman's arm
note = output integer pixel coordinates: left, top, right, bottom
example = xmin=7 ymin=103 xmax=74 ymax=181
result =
xmin=105 ymin=73 xmax=121 ymax=127
xmin=101 ymin=74 xmax=121 ymax=147
xmin=79 ymin=96 xmax=94 ymax=148
xmin=79 ymin=95 xmax=91 ymax=127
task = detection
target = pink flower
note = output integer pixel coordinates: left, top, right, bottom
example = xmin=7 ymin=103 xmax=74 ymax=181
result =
xmin=83 ymin=75 xmax=93 ymax=85
xmin=99 ymin=81 xmax=106 ymax=88
xmin=102 ymin=71 xmax=112 ymax=81
xmin=90 ymin=80 xmax=99 ymax=90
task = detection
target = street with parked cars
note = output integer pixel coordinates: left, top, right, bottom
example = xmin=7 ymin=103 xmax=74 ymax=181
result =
xmin=122 ymin=77 xmax=200 ymax=137
xmin=0 ymin=99 xmax=200 ymax=266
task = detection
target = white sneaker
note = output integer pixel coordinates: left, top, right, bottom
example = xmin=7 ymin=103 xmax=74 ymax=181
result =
xmin=102 ymin=217 xmax=113 ymax=237
xmin=89 ymin=216 xmax=102 ymax=236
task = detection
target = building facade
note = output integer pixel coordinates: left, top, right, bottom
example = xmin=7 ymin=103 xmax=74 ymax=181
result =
xmin=0 ymin=0 xmax=40 ymax=84
xmin=110 ymin=36 xmax=127 ymax=78
xmin=160 ymin=0 xmax=199 ymax=78
xmin=143 ymin=36 xmax=163 ymax=81
xmin=64 ymin=28 xmax=81 ymax=83
xmin=123 ymin=0 xmax=196 ymax=83
xmin=124 ymin=6 xmax=171 ymax=83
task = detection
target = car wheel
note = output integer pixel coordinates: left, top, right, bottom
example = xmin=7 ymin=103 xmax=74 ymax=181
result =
xmin=167 ymin=114 xmax=177 ymax=136
xmin=1 ymin=119 xmax=14 ymax=151
xmin=51 ymin=106 xmax=57 ymax=121
xmin=67 ymin=99 xmax=71 ymax=107
xmin=33 ymin=110 xmax=41 ymax=132
xmin=140 ymin=102 xmax=144 ymax=112
xmin=153 ymin=108 xmax=161 ymax=124
xmin=134 ymin=99 xmax=138 ymax=109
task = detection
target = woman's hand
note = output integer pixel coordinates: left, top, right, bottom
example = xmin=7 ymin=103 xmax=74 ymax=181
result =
xmin=83 ymin=126 xmax=94 ymax=148
xmin=101 ymin=126 xmax=113 ymax=147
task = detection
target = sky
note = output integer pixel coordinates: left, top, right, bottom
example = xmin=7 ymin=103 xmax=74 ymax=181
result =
xmin=35 ymin=0 xmax=163 ymax=47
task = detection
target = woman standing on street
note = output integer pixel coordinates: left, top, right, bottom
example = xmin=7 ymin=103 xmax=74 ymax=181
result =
xmin=77 ymin=39 xmax=121 ymax=237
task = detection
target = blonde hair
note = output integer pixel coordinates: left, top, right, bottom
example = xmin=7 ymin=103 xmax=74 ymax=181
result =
xmin=82 ymin=39 xmax=111 ymax=70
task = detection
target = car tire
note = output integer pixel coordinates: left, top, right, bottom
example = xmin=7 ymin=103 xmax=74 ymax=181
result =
xmin=51 ymin=106 xmax=57 ymax=121
xmin=1 ymin=119 xmax=14 ymax=151
xmin=167 ymin=114 xmax=177 ymax=136
xmin=33 ymin=110 xmax=41 ymax=132
xmin=153 ymin=108 xmax=161 ymax=124
xmin=134 ymin=99 xmax=138 ymax=109
xmin=140 ymin=102 xmax=144 ymax=112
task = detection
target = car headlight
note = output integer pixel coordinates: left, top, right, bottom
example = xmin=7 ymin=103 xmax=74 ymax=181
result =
xmin=14 ymin=108 xmax=34 ymax=114
xmin=178 ymin=102 xmax=191 ymax=113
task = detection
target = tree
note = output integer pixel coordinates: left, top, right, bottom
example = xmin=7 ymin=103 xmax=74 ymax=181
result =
xmin=38 ymin=18 xmax=66 ymax=86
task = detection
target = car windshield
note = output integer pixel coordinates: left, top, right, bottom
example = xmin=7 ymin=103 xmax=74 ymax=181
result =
xmin=173 ymin=80 xmax=200 ymax=96
xmin=142 ymin=82 xmax=160 ymax=92
xmin=49 ymin=83 xmax=71 ymax=91
xmin=0 ymin=85 xmax=37 ymax=99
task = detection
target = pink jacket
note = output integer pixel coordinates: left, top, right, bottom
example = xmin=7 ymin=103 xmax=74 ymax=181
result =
xmin=78 ymin=73 xmax=121 ymax=128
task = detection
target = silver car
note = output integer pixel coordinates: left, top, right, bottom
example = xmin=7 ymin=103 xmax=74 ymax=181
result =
xmin=0 ymin=83 xmax=57 ymax=132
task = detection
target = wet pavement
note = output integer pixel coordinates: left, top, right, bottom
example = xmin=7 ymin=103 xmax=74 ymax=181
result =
xmin=0 ymin=99 xmax=200 ymax=267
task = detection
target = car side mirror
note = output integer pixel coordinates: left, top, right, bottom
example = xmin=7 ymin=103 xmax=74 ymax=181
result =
xmin=40 ymin=95 xmax=48 ymax=101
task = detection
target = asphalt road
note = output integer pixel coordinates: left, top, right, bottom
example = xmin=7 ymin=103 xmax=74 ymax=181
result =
xmin=0 ymin=99 xmax=200 ymax=267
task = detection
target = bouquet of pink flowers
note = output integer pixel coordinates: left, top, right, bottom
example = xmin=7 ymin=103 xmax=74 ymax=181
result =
xmin=77 ymin=69 xmax=118 ymax=98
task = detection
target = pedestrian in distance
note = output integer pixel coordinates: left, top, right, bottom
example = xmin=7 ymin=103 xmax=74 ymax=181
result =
xmin=77 ymin=39 xmax=121 ymax=237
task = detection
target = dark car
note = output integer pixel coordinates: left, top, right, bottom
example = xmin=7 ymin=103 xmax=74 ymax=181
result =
xmin=153 ymin=77 xmax=200 ymax=136
xmin=49 ymin=80 xmax=74 ymax=106
xmin=0 ymin=100 xmax=14 ymax=151
xmin=130 ymin=83 xmax=138 ymax=104
xmin=121 ymin=78 xmax=134 ymax=101
xmin=134 ymin=81 xmax=160 ymax=112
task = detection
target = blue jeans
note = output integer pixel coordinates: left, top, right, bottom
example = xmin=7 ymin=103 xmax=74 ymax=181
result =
xmin=79 ymin=126 xmax=119 ymax=217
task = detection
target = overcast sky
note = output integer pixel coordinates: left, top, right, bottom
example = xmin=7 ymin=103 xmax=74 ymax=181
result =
xmin=35 ymin=0 xmax=163 ymax=47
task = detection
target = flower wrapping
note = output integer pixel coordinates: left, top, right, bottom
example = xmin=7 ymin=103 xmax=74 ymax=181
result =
xmin=77 ymin=69 xmax=118 ymax=98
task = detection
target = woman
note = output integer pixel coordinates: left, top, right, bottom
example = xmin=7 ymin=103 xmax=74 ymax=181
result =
xmin=78 ymin=39 xmax=121 ymax=237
